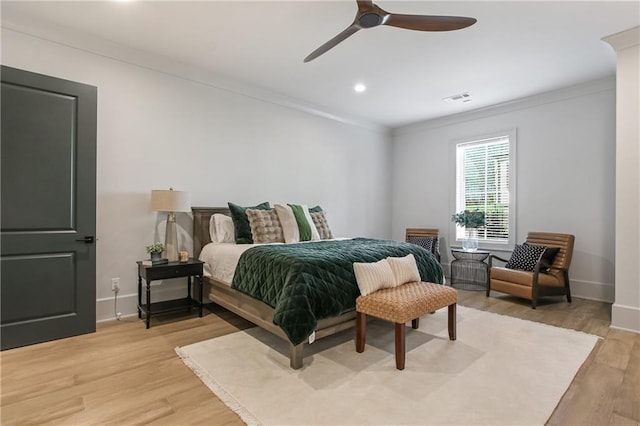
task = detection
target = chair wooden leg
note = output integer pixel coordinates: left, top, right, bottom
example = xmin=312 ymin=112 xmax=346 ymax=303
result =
xmin=356 ymin=311 xmax=366 ymax=353
xmin=395 ymin=322 xmax=405 ymax=370
xmin=412 ymin=318 xmax=419 ymax=329
xmin=448 ymin=303 xmax=457 ymax=341
xmin=564 ymin=272 xmax=572 ymax=303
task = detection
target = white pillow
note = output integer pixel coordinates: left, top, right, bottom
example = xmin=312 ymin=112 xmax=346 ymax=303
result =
xmin=212 ymin=213 xmax=235 ymax=243
xmin=275 ymin=204 xmax=300 ymax=243
xmin=208 ymin=215 xmax=218 ymax=243
xmin=353 ymin=258 xmax=395 ymax=296
xmin=387 ymin=254 xmax=421 ymax=287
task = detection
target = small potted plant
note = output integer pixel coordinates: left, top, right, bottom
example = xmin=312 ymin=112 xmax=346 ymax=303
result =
xmin=146 ymin=242 xmax=165 ymax=262
xmin=451 ymin=210 xmax=486 ymax=251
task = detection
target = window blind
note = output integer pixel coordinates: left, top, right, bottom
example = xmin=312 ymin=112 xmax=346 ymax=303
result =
xmin=456 ymin=136 xmax=510 ymax=243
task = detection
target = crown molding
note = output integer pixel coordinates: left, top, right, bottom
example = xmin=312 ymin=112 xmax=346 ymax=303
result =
xmin=393 ymin=76 xmax=615 ymax=137
xmin=603 ymin=26 xmax=640 ymax=52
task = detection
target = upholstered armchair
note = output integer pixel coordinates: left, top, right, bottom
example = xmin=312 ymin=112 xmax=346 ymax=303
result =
xmin=406 ymin=228 xmax=441 ymax=263
xmin=487 ymin=232 xmax=575 ymax=309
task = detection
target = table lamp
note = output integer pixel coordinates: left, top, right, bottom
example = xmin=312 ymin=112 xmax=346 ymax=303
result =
xmin=150 ymin=188 xmax=190 ymax=262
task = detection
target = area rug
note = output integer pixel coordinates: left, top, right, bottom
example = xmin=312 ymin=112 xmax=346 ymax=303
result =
xmin=176 ymin=306 xmax=599 ymax=425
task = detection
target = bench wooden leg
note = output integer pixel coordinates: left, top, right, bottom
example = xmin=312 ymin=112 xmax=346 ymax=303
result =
xmin=395 ymin=322 xmax=405 ymax=370
xmin=356 ymin=311 xmax=366 ymax=353
xmin=448 ymin=303 xmax=457 ymax=341
xmin=411 ymin=318 xmax=419 ymax=329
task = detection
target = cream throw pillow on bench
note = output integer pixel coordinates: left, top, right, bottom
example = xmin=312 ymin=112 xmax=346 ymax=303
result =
xmin=387 ymin=254 xmax=421 ymax=287
xmin=354 ymin=254 xmax=421 ymax=296
xmin=353 ymin=258 xmax=396 ymax=296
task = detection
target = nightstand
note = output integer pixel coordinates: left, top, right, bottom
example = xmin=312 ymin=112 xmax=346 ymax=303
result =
xmin=137 ymin=259 xmax=204 ymax=329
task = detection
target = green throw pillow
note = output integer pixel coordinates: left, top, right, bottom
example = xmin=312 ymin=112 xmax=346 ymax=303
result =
xmin=309 ymin=205 xmax=323 ymax=213
xmin=288 ymin=204 xmax=312 ymax=241
xmin=228 ymin=201 xmax=271 ymax=244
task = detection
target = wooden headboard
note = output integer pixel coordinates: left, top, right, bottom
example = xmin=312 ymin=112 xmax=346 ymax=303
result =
xmin=192 ymin=206 xmax=231 ymax=258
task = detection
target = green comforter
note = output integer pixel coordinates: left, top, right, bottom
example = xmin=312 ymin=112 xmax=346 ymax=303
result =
xmin=231 ymin=238 xmax=443 ymax=345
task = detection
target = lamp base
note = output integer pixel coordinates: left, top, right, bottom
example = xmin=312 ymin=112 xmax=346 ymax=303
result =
xmin=165 ymin=212 xmax=179 ymax=262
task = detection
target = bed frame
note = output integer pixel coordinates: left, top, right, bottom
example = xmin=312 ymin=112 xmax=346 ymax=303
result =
xmin=192 ymin=207 xmax=357 ymax=369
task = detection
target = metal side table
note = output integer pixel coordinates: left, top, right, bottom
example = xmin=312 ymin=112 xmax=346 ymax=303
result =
xmin=450 ymin=249 xmax=490 ymax=291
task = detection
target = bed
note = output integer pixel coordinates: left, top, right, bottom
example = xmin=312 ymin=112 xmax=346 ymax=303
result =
xmin=192 ymin=206 xmax=444 ymax=369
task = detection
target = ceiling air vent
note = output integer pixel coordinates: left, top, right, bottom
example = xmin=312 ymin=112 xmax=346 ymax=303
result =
xmin=443 ymin=92 xmax=472 ymax=103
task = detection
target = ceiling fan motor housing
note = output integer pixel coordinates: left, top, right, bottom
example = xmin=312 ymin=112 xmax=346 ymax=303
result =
xmin=359 ymin=12 xmax=384 ymax=28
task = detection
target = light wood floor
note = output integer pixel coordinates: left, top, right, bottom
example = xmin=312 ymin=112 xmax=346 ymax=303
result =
xmin=1 ymin=290 xmax=638 ymax=425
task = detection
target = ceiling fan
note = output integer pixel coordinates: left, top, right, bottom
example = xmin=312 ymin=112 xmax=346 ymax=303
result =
xmin=304 ymin=0 xmax=477 ymax=63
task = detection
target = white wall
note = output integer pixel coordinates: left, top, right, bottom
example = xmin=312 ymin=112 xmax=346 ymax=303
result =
xmin=1 ymin=28 xmax=393 ymax=320
xmin=604 ymin=26 xmax=640 ymax=333
xmin=391 ymin=79 xmax=616 ymax=302
xmin=1 ymin=24 xmax=628 ymax=324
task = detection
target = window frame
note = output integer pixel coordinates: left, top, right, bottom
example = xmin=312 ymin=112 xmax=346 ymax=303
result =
xmin=449 ymin=129 xmax=517 ymax=252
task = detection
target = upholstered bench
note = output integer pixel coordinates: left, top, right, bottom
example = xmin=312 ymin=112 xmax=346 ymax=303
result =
xmin=355 ymin=281 xmax=458 ymax=370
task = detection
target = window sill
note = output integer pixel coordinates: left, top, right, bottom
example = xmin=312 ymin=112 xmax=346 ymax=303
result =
xmin=451 ymin=244 xmax=513 ymax=254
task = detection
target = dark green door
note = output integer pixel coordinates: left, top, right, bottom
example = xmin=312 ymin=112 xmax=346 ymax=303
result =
xmin=1 ymin=66 xmax=97 ymax=349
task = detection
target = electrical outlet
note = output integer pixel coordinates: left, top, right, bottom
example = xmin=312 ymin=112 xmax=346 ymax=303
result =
xmin=111 ymin=278 xmax=120 ymax=292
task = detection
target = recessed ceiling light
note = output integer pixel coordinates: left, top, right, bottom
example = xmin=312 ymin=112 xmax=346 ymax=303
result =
xmin=354 ymin=83 xmax=366 ymax=93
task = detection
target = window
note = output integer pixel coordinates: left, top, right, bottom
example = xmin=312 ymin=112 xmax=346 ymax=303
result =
xmin=453 ymin=130 xmax=516 ymax=249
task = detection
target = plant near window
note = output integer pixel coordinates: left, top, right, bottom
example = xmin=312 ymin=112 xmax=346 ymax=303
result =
xmin=451 ymin=210 xmax=486 ymax=228
xmin=145 ymin=242 xmax=165 ymax=254
xmin=452 ymin=210 xmax=486 ymax=252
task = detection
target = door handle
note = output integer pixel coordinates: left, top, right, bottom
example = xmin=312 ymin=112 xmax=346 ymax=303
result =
xmin=75 ymin=236 xmax=95 ymax=244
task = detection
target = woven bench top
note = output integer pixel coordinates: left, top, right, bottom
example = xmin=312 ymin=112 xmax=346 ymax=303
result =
xmin=356 ymin=282 xmax=457 ymax=324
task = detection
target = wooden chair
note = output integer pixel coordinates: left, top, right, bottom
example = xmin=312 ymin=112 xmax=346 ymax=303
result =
xmin=405 ymin=228 xmax=441 ymax=263
xmin=488 ymin=232 xmax=575 ymax=309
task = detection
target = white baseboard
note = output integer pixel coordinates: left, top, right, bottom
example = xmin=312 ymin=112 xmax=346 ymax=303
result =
xmin=611 ymin=304 xmax=640 ymax=334
xmin=96 ymin=285 xmax=193 ymax=322
xmin=95 ymin=274 xmax=616 ymax=322
xmin=570 ymin=279 xmax=615 ymax=303
xmin=443 ymin=262 xmax=614 ymax=303
xmin=96 ymin=292 xmax=137 ymax=322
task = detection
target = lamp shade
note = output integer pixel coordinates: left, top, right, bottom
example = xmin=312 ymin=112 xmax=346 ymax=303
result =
xmin=150 ymin=189 xmax=190 ymax=212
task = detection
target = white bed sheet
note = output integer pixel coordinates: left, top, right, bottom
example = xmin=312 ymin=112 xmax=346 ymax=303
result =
xmin=199 ymin=239 xmax=350 ymax=285
xmin=199 ymin=242 xmax=261 ymax=285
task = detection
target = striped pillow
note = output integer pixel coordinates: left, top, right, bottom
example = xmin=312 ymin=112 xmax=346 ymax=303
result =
xmin=275 ymin=204 xmax=320 ymax=243
xmin=289 ymin=204 xmax=314 ymax=241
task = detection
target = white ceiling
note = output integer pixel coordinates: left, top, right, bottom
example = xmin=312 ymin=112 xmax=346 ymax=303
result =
xmin=2 ymin=1 xmax=639 ymax=128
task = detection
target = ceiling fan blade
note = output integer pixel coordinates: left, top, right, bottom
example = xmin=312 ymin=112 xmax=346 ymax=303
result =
xmin=304 ymin=24 xmax=360 ymax=63
xmin=384 ymin=14 xmax=477 ymax=32
xmin=356 ymin=0 xmax=373 ymax=7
